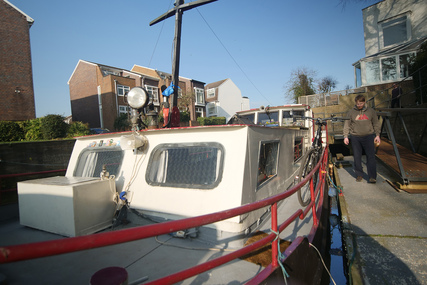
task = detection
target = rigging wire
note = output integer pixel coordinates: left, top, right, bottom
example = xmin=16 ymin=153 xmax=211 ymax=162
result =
xmin=195 ymin=7 xmax=272 ymax=105
xmin=148 ymin=0 xmax=175 ymax=68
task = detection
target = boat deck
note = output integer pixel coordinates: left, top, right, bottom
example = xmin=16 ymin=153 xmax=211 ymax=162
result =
xmin=336 ymin=155 xmax=427 ymax=284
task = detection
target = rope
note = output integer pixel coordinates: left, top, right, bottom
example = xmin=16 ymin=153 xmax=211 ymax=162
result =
xmin=328 ymin=172 xmax=343 ymax=194
xmin=309 ymin=242 xmax=337 ymax=285
xmin=271 ymin=229 xmax=289 ymax=285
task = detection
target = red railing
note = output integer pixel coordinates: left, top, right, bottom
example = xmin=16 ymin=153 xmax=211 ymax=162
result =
xmin=0 ymin=146 xmax=329 ymax=284
xmin=0 ymin=169 xmax=66 ymax=205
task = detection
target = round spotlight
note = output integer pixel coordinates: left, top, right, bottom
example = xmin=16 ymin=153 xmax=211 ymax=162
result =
xmin=127 ymin=87 xmax=148 ymax=109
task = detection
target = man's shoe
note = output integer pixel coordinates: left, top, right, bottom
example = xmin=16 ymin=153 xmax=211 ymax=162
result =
xmin=368 ymin=178 xmax=376 ymax=184
xmin=356 ymin=176 xmax=363 ymax=182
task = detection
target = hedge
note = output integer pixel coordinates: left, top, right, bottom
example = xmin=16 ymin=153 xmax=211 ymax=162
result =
xmin=196 ymin=117 xmax=226 ymax=126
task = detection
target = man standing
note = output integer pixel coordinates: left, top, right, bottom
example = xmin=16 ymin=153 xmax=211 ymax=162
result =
xmin=391 ymin=83 xmax=402 ymax=108
xmin=343 ymin=95 xmax=381 ymax=183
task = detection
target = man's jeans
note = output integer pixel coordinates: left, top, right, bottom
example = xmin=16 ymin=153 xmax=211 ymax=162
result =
xmin=350 ymin=134 xmax=376 ymax=179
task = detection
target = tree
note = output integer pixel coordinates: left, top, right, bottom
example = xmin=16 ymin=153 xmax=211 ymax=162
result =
xmin=285 ymin=67 xmax=317 ymax=103
xmin=178 ymin=90 xmax=195 ymax=112
xmin=409 ymin=41 xmax=427 ymax=104
xmin=41 ymin=115 xmax=68 ymax=140
xmin=318 ymin=76 xmax=338 ymax=93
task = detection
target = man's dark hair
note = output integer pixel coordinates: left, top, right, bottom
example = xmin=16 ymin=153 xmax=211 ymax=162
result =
xmin=355 ymin=94 xmax=366 ymax=102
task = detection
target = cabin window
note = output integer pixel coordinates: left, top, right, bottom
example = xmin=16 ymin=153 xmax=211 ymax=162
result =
xmin=257 ymin=141 xmax=279 ymax=187
xmin=239 ymin=114 xmax=255 ymax=124
xmin=294 ymin=137 xmax=304 ymax=162
xmin=74 ymin=147 xmax=124 ymax=177
xmin=257 ymin=111 xmax=279 ymax=126
xmin=146 ymin=143 xmax=224 ymax=189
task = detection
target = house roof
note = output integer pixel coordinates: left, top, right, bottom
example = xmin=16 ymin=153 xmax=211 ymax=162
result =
xmin=357 ymin=36 xmax=427 ymax=63
xmin=3 ymin=0 xmax=34 ymax=26
xmin=205 ymin=79 xmax=228 ymax=89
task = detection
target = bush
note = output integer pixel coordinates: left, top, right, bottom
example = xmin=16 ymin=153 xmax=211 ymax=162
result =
xmin=24 ymin=118 xmax=43 ymax=141
xmin=41 ymin=115 xmax=68 ymax=140
xmin=196 ymin=117 xmax=226 ymax=126
xmin=67 ymin=121 xmax=89 ymax=137
xmin=0 ymin=121 xmax=25 ymax=142
xmin=114 ymin=113 xmax=130 ymax=131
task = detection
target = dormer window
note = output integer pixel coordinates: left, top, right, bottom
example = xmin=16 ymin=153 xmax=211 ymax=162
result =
xmin=379 ymin=15 xmax=411 ymax=49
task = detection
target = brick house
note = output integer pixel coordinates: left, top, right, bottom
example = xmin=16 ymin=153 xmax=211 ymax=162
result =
xmin=68 ymin=60 xmax=207 ymax=130
xmin=0 ymin=0 xmax=36 ymax=121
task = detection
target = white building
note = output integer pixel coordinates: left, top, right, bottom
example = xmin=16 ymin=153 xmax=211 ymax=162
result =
xmin=353 ymin=0 xmax=427 ymax=87
xmin=205 ymin=79 xmax=250 ymax=123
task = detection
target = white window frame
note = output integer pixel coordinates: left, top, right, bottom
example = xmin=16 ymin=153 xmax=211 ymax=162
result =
xmin=379 ymin=14 xmax=411 ymax=50
xmin=207 ymin=88 xmax=215 ymax=99
xmin=194 ymin=87 xmax=205 ymax=105
xmin=195 ymin=107 xmax=204 ymax=118
xmin=145 ymin=85 xmax=160 ymax=105
xmin=117 ymin=84 xmax=130 ymax=97
xmin=207 ymin=102 xmax=218 ymax=117
xmin=118 ymin=105 xmax=129 ymax=115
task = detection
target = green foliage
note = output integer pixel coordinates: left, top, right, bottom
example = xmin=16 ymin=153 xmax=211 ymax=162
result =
xmin=67 ymin=121 xmax=89 ymax=137
xmin=286 ymin=67 xmax=317 ymax=103
xmin=0 ymin=121 xmax=25 ymax=142
xmin=196 ymin=117 xmax=226 ymax=126
xmin=180 ymin=111 xmax=190 ymax=122
xmin=114 ymin=113 xmax=130 ymax=131
xmin=24 ymin=118 xmax=43 ymax=141
xmin=40 ymin=114 xmax=68 ymax=140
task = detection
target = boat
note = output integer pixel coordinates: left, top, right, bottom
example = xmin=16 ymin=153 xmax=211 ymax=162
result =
xmin=0 ymin=1 xmax=333 ymax=283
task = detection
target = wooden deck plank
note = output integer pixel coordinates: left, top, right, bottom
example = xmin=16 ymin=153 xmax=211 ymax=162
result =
xmin=376 ymin=138 xmax=427 ymax=181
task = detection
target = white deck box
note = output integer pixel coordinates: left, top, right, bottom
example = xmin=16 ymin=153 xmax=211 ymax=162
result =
xmin=18 ymin=176 xmax=116 ymax=237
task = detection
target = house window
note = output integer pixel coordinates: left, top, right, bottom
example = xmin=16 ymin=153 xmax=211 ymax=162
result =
xmin=119 ymin=105 xmax=129 ymax=115
xmin=381 ymin=57 xmax=397 ymax=81
xmin=145 ymin=85 xmax=159 ymax=104
xmin=365 ymin=60 xmax=380 ymax=85
xmin=207 ymin=88 xmax=215 ymax=98
xmin=207 ymin=102 xmax=218 ymax=116
xmin=355 ymin=63 xmax=362 ymax=88
xmin=117 ymin=84 xmax=130 ymax=96
xmin=380 ymin=15 xmax=410 ymax=49
xmin=195 ymin=87 xmax=205 ymax=105
xmin=399 ymin=54 xmax=413 ymax=78
xmin=257 ymin=141 xmax=279 ymax=188
xmin=196 ymin=107 xmax=204 ymax=119
xmin=74 ymin=147 xmax=124 ymax=177
xmin=146 ymin=143 xmax=224 ymax=189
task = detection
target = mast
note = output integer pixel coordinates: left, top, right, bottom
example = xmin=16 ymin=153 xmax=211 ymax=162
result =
xmin=150 ymin=0 xmax=217 ymax=110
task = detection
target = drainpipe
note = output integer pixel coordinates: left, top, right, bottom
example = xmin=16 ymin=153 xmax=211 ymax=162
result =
xmin=114 ymin=80 xmax=119 ymax=116
xmin=97 ymin=85 xmax=104 ymax=129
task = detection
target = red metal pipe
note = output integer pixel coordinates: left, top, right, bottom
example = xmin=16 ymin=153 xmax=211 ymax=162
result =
xmin=271 ymin=202 xmax=279 ymax=267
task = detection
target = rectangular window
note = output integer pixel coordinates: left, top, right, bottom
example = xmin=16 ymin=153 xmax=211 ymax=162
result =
xmin=257 ymin=141 xmax=279 ymax=187
xmin=207 ymin=102 xmax=217 ymax=116
xmin=195 ymin=87 xmax=205 ymax=105
xmin=381 ymin=16 xmax=408 ymax=48
xmin=146 ymin=143 xmax=224 ymax=189
xmin=257 ymin=111 xmax=279 ymax=126
xmin=195 ymin=107 xmax=204 ymax=119
xmin=294 ymin=137 xmax=303 ymax=162
xmin=381 ymin=56 xmax=397 ymax=81
xmin=74 ymin=147 xmax=124 ymax=177
xmin=355 ymin=63 xmax=362 ymax=88
xmin=399 ymin=53 xmax=415 ymax=78
xmin=365 ymin=60 xmax=380 ymax=84
xmin=119 ymin=105 xmax=129 ymax=115
xmin=145 ymin=85 xmax=159 ymax=104
xmin=117 ymin=84 xmax=130 ymax=96
xmin=239 ymin=114 xmax=255 ymax=124
xmin=207 ymin=88 xmax=215 ymax=98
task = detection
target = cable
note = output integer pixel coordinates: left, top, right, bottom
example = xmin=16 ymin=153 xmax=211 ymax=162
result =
xmin=309 ymin=242 xmax=337 ymax=285
xmin=195 ymin=7 xmax=272 ymax=105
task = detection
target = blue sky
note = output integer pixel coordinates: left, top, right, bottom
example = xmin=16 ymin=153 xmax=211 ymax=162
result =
xmin=9 ymin=0 xmax=373 ymax=117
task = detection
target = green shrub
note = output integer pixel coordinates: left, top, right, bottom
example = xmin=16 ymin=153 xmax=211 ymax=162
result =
xmin=0 ymin=121 xmax=25 ymax=142
xmin=114 ymin=113 xmax=131 ymax=131
xmin=196 ymin=117 xmax=226 ymax=126
xmin=41 ymin=114 xmax=68 ymax=140
xmin=180 ymin=111 xmax=190 ymax=122
xmin=67 ymin=121 xmax=89 ymax=137
xmin=24 ymin=118 xmax=43 ymax=141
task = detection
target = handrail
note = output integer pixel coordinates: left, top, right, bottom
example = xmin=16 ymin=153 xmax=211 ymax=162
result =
xmin=0 ymin=143 xmax=329 ymax=284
